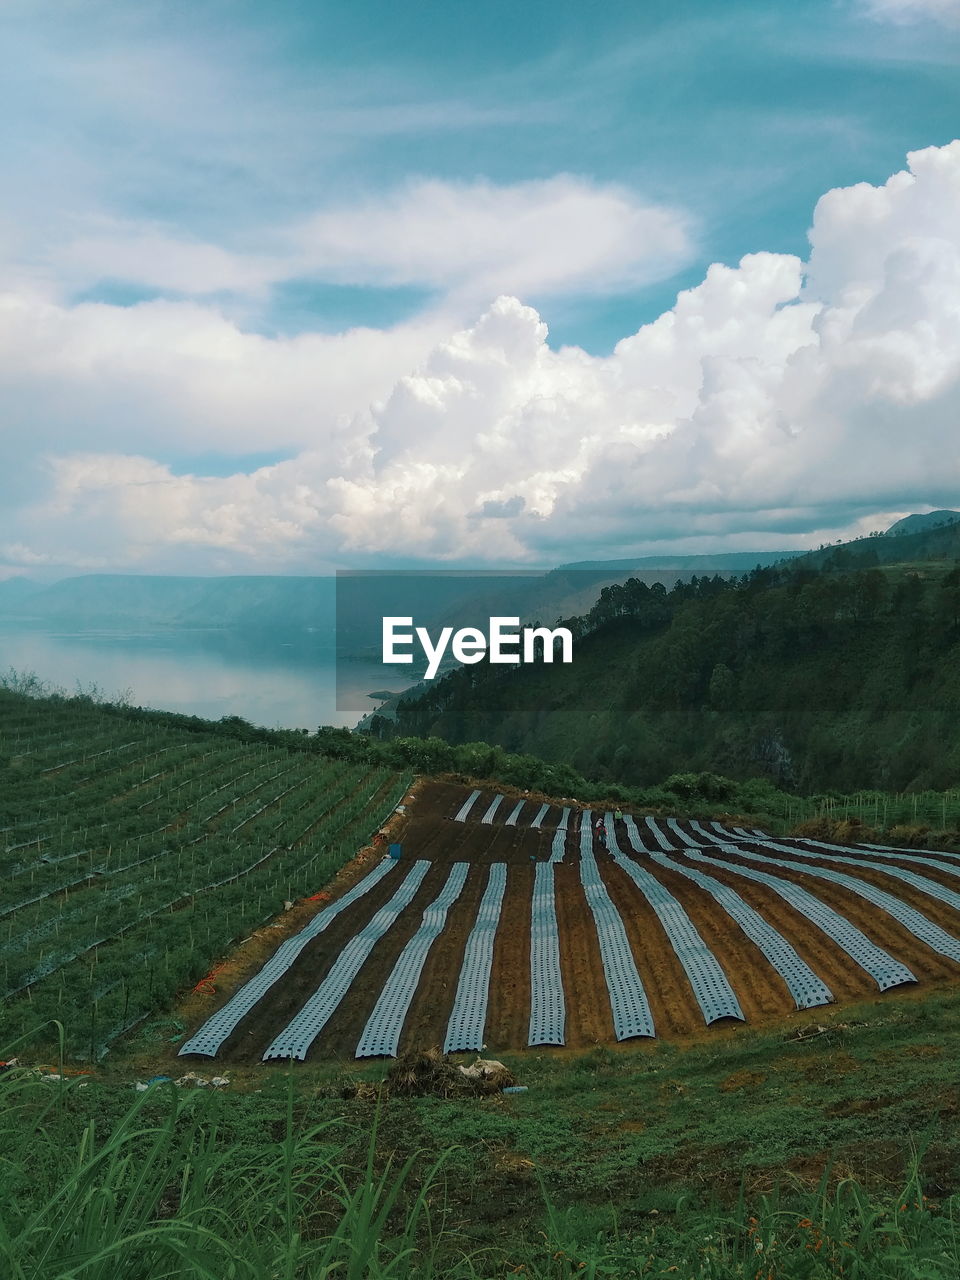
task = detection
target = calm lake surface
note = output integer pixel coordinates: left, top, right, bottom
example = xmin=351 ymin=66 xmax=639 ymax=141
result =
xmin=0 ymin=626 xmax=413 ymax=730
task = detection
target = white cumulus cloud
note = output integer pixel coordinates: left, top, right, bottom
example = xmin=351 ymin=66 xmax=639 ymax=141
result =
xmin=4 ymin=143 xmax=960 ymax=572
xmin=294 ymin=176 xmax=694 ymax=301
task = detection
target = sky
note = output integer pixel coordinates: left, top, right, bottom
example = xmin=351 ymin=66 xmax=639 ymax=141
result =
xmin=2 ymin=0 xmax=960 ymax=577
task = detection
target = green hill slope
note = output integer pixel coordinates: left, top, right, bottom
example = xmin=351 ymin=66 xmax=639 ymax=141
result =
xmin=886 ymin=509 xmax=960 ymax=536
xmin=394 ymin=524 xmax=960 ymax=793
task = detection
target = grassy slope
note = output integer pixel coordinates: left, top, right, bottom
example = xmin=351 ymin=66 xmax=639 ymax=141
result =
xmin=8 ymin=985 xmax=960 ymax=1276
xmin=0 ymin=688 xmax=411 ymax=1058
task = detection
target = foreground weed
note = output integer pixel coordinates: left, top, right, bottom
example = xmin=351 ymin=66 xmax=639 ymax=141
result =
xmin=0 ymin=1063 xmax=481 ymax=1279
xmin=698 ymin=1158 xmax=960 ymax=1279
xmin=1 ymin=1068 xmax=241 ymax=1279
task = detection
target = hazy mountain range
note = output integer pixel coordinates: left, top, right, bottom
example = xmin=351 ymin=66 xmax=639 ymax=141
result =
xmin=0 ymin=517 xmax=955 ymax=640
xmin=0 ymin=552 xmax=800 ymax=635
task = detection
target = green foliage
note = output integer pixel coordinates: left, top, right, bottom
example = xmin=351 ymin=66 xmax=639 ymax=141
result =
xmin=660 ymin=772 xmax=739 ymax=803
xmin=0 ymin=1067 xmax=472 ymax=1279
xmin=392 ymin=553 xmax=960 ymax=796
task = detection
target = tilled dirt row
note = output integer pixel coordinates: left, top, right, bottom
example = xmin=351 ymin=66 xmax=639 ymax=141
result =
xmin=215 ymin=856 xmax=435 ymax=1061
xmin=661 ymin=854 xmax=875 ymax=1007
xmin=702 ymin=845 xmax=960 ymax=986
xmin=743 ymin=840 xmax=960 ymax=930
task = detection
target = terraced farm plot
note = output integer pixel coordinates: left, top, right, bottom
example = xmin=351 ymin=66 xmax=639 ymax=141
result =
xmin=180 ymin=781 xmax=960 ymax=1064
xmin=0 ymin=691 xmax=411 ymax=1058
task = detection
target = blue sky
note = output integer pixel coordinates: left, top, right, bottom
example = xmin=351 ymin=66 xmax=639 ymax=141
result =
xmin=1 ymin=0 xmax=959 ymax=572
xmin=7 ymin=0 xmax=960 ymax=350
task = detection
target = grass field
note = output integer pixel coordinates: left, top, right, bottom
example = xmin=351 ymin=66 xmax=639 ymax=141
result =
xmin=7 ymin=987 xmax=960 ymax=1277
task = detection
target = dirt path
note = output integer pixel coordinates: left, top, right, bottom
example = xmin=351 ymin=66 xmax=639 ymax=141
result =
xmin=484 ymin=861 xmax=534 ymax=1053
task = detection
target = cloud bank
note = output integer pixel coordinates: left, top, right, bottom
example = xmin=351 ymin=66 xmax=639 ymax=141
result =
xmin=4 ymin=143 xmax=960 ymax=572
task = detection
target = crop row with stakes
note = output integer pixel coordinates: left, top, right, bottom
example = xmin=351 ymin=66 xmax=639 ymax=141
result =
xmin=4 ymin=739 xmax=263 ymax=829
xmin=1 ymin=688 xmax=411 ymax=1058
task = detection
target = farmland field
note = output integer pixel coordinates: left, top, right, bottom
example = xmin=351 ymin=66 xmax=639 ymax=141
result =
xmin=10 ymin=696 xmax=960 ymax=1277
xmin=9 ymin=683 xmax=960 ymax=1072
xmin=179 ymin=779 xmax=960 ymax=1064
xmin=0 ymin=690 xmax=411 ymax=1058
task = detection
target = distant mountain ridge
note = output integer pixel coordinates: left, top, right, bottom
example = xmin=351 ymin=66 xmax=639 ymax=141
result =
xmin=0 ymin=553 xmax=804 ymax=641
xmin=886 ymin=510 xmax=960 ymax=537
xmin=0 ymin=574 xmax=337 ymax=632
xmin=0 ymin=577 xmax=42 ymax=600
xmin=791 ymin=514 xmax=960 ymax=572
xmin=2 ymin=513 xmax=956 ymax=635
xmin=558 ymin=551 xmax=801 ymax=571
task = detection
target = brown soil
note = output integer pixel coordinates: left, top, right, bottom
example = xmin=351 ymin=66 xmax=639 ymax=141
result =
xmin=708 ymin=845 xmax=960 ymax=985
xmin=775 ymin=841 xmax=960 ymax=926
xmin=720 ymin=1068 xmax=766 ymax=1092
xmin=599 ymin=858 xmax=711 ymax=1036
xmin=176 ymin=781 xmax=960 ymax=1064
xmin=664 ymin=855 xmax=874 ymax=1008
xmin=484 ymin=862 xmax=534 ymax=1053
xmin=552 ymin=860 xmax=616 ymax=1046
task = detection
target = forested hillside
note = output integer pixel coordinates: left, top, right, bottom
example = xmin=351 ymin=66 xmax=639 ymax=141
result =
xmin=392 ymin=523 xmax=960 ymax=794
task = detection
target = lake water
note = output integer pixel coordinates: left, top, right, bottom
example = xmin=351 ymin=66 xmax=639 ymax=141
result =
xmin=0 ymin=626 xmax=414 ymax=730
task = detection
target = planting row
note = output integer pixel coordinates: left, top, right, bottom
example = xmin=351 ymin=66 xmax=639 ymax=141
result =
xmin=1 ymin=695 xmax=412 ymax=1056
xmin=180 ymin=800 xmax=960 ymax=1061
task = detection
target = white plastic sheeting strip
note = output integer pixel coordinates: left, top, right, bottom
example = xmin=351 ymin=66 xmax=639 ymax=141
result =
xmin=454 ymin=790 xmax=482 ymax=822
xmin=638 ymin=847 xmax=833 ymax=1011
xmin=711 ymin=821 xmax=750 ymax=842
xmin=623 ymin=816 xmax=650 ymax=853
xmin=644 ymin=816 xmax=676 ymax=852
xmin=505 ymin=800 xmax=525 ymax=826
xmin=860 ymin=841 xmax=960 ymax=861
xmin=443 ymin=863 xmax=508 ymax=1053
xmin=262 ymin=860 xmax=431 ymax=1061
xmin=482 ymin=794 xmax=504 ymax=824
xmin=690 ymin=820 xmax=744 ymax=846
xmin=740 ymin=840 xmax=960 ymax=964
xmin=667 ymin=818 xmax=703 ymax=848
xmin=797 ymin=838 xmax=960 ymax=883
xmin=528 ymin=862 xmax=565 ymax=1045
xmin=549 ymin=807 xmax=572 ymax=863
xmin=531 ymin=803 xmax=550 ymax=829
xmin=580 ymin=810 xmax=594 ymax=858
xmin=356 ymin=863 xmax=470 ymax=1058
xmin=682 ymin=846 xmax=914 ymax=991
xmin=565 ymin=815 xmax=654 ymax=1039
xmin=609 ymin=827 xmax=744 ymax=1024
xmin=179 ymin=858 xmax=396 ymax=1058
